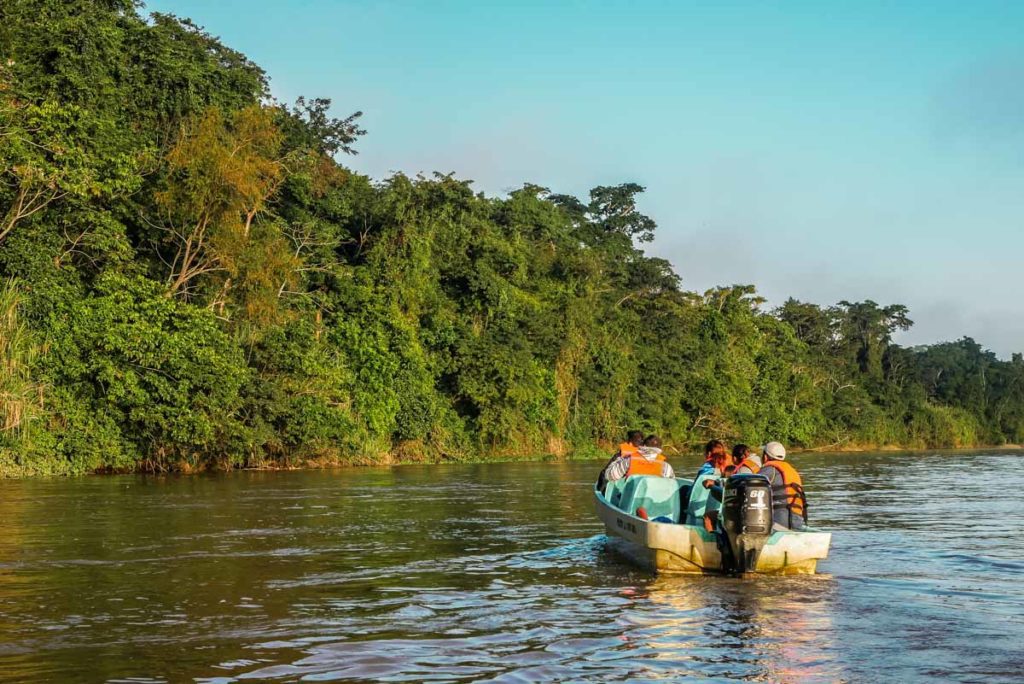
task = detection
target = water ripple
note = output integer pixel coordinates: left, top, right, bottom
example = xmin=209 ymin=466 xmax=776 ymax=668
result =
xmin=1 ymin=454 xmax=1024 ymax=682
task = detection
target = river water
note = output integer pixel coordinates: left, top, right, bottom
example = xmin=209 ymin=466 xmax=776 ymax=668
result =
xmin=1 ymin=451 xmax=1022 ymax=682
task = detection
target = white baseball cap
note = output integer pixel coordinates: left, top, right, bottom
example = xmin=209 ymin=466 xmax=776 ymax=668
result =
xmin=761 ymin=441 xmax=786 ymax=460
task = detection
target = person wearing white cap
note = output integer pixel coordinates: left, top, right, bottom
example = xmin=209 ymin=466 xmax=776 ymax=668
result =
xmin=758 ymin=441 xmax=808 ymax=530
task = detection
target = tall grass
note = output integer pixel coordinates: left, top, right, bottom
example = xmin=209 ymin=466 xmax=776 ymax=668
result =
xmin=0 ymin=279 xmax=41 ymax=435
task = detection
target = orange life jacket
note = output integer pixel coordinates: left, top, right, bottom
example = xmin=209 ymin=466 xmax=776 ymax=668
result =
xmin=736 ymin=457 xmax=760 ymax=474
xmin=626 ymin=454 xmax=666 ymax=477
xmin=766 ymin=459 xmax=805 ymax=520
xmin=618 ymin=442 xmax=640 ymax=457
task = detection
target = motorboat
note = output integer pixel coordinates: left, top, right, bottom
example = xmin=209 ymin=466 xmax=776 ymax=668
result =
xmin=595 ymin=473 xmax=831 ymax=574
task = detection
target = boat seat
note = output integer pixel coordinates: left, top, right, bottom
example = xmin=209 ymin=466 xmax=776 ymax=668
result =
xmin=617 ymin=475 xmax=682 ymax=522
xmin=603 ymin=477 xmax=630 ymax=506
xmin=678 ymin=481 xmax=692 ymax=514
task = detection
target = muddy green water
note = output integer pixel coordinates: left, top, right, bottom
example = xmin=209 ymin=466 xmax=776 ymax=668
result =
xmin=1 ymin=451 xmax=1023 ymax=682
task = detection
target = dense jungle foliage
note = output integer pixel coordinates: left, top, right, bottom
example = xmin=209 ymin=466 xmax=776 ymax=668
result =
xmin=2 ymin=1 xmax=1023 ymax=475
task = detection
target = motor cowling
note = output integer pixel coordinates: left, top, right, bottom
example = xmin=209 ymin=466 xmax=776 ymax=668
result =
xmin=721 ymin=474 xmax=773 ymax=574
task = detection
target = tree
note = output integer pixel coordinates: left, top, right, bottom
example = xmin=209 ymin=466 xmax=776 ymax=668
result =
xmin=0 ymin=68 xmax=141 ymax=246
xmin=833 ymin=300 xmax=912 ymax=379
xmin=587 ymin=183 xmax=657 ymax=243
xmin=43 ymin=274 xmax=250 ymax=471
xmin=550 ymin=182 xmax=656 ymax=246
xmin=778 ymin=298 xmax=833 ymax=352
xmin=278 ymin=96 xmax=365 ymax=158
xmin=154 ymin=105 xmax=292 ymax=308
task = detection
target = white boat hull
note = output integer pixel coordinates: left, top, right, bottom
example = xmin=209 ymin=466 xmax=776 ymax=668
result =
xmin=595 ymin=489 xmax=831 ymax=575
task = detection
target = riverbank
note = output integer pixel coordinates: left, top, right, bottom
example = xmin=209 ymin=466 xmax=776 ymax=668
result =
xmin=6 ymin=1 xmax=1024 ymax=486
xmin=3 ymin=440 xmax=1021 ymax=478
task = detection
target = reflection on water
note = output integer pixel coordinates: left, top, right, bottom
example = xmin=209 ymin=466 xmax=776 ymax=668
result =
xmin=630 ymin=574 xmax=839 ymax=682
xmin=1 ymin=453 xmax=1023 ymax=682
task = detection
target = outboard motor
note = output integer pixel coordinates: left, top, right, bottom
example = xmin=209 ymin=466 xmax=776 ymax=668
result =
xmin=720 ymin=474 xmax=773 ymax=574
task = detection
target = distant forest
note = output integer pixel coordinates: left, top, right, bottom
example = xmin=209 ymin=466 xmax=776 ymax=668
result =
xmin=2 ymin=1 xmax=1022 ymax=475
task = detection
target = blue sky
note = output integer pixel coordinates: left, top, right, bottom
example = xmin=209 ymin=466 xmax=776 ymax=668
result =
xmin=146 ymin=0 xmax=1024 ymax=356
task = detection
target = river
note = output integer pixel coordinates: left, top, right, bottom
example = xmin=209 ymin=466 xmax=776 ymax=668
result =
xmin=1 ymin=451 xmax=1022 ymax=682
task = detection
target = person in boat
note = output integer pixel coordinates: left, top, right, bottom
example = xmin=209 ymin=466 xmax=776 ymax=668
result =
xmin=695 ymin=439 xmax=728 ymax=477
xmin=601 ymin=434 xmax=675 ymax=484
xmin=726 ymin=443 xmax=747 ymax=476
xmin=759 ymin=441 xmax=807 ymax=530
xmin=700 ymin=445 xmax=752 ymax=506
xmin=638 ymin=435 xmax=670 ymax=464
xmin=619 ymin=430 xmax=645 ymax=457
xmin=733 ymin=443 xmax=762 ymax=475
xmin=596 ymin=430 xmax=645 ymax=491
xmin=685 ymin=447 xmax=730 ymax=528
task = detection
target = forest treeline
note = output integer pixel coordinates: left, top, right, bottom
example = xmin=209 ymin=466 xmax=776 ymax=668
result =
xmin=2 ymin=1 xmax=1023 ymax=476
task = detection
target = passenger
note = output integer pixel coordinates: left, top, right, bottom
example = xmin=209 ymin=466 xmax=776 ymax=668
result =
xmin=639 ymin=435 xmax=675 ymax=477
xmin=596 ymin=430 xmax=645 ymax=491
xmin=618 ymin=430 xmax=645 ymax=458
xmin=733 ymin=443 xmax=762 ymax=475
xmin=695 ymin=439 xmax=728 ymax=477
xmin=685 ymin=448 xmax=730 ymax=528
xmin=602 ymin=434 xmax=675 ymax=484
xmin=758 ymin=441 xmax=807 ymax=530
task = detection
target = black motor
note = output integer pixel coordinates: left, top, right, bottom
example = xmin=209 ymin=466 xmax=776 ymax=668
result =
xmin=720 ymin=474 xmax=773 ymax=574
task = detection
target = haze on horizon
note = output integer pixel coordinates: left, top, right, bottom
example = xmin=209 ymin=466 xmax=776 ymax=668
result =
xmin=146 ymin=0 xmax=1024 ymax=358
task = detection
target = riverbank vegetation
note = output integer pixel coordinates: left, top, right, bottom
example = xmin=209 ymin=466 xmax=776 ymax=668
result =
xmin=2 ymin=1 xmax=1023 ymax=475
